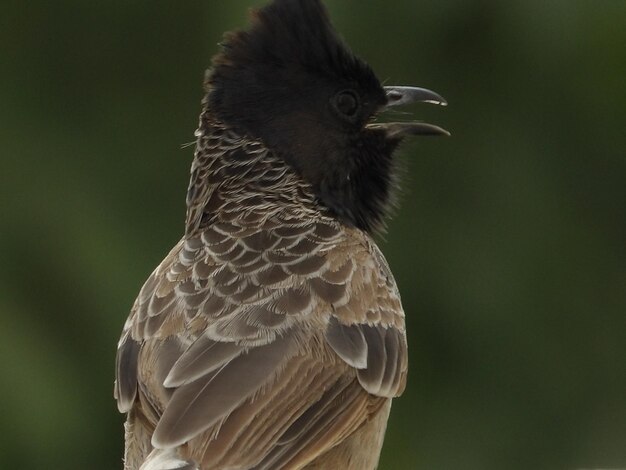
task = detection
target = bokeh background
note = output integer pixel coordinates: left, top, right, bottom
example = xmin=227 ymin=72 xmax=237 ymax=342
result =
xmin=1 ymin=1 xmax=625 ymax=469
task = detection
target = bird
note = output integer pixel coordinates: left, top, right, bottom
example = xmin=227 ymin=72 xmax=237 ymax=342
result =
xmin=114 ymin=0 xmax=448 ymax=469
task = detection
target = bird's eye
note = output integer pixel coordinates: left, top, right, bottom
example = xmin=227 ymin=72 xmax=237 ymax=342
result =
xmin=333 ymin=90 xmax=360 ymax=119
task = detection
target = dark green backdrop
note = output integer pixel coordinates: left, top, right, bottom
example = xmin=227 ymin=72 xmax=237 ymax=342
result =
xmin=1 ymin=1 xmax=625 ymax=469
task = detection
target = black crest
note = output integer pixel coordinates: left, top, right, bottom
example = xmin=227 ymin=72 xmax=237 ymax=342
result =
xmin=208 ymin=0 xmax=382 ymax=117
xmin=206 ymin=0 xmax=403 ymax=232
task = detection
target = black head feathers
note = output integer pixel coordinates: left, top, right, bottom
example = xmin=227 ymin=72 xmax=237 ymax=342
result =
xmin=211 ymin=0 xmax=380 ymax=91
xmin=207 ymin=0 xmax=385 ymax=134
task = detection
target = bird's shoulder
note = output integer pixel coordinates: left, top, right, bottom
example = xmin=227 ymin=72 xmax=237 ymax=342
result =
xmin=122 ymin=216 xmax=404 ymax=342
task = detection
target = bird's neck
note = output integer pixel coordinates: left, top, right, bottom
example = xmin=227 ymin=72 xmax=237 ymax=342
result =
xmin=184 ymin=112 xmax=327 ymax=236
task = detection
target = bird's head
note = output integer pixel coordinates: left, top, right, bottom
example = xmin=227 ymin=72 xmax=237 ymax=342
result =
xmin=206 ymin=0 xmax=448 ymax=232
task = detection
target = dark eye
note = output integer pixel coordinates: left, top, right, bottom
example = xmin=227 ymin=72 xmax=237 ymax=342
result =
xmin=333 ymin=90 xmax=360 ymax=119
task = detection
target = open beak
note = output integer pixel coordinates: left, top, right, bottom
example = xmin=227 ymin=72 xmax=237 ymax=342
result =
xmin=369 ymin=85 xmax=450 ymax=138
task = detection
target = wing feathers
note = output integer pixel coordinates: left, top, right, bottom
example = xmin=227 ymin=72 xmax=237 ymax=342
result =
xmin=356 ymin=325 xmax=387 ymax=394
xmin=115 ymin=333 xmax=140 ymax=413
xmin=357 ymin=325 xmax=407 ymax=398
xmin=199 ymin=354 xmax=343 ymax=468
xmin=152 ymin=333 xmax=298 ymax=448
xmin=255 ymin=378 xmax=379 ymax=470
xmin=325 ymin=317 xmax=368 ymax=369
xmin=326 ymin=319 xmax=407 ymax=398
xmin=163 ymin=337 xmax=243 ymax=388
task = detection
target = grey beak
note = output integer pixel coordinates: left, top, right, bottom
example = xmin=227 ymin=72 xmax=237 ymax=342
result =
xmin=384 ymin=86 xmax=447 ymax=107
xmin=378 ymin=86 xmax=450 ymax=138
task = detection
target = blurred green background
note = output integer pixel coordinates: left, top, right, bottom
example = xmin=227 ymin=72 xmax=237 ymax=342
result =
xmin=1 ymin=1 xmax=625 ymax=469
